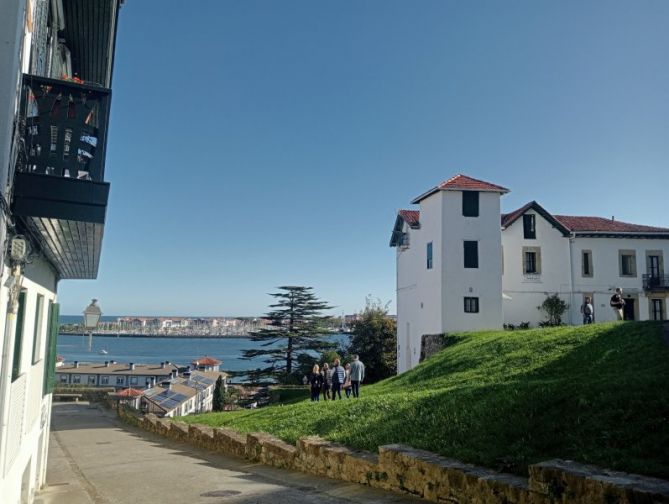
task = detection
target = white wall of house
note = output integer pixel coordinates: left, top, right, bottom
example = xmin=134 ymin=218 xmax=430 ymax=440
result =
xmin=441 ymin=191 xmax=503 ymax=333
xmin=0 ymin=257 xmax=58 ymax=504
xmin=501 ymin=210 xmax=572 ymax=326
xmin=396 ymin=193 xmax=443 ymax=373
xmin=567 ymin=236 xmax=669 ymax=324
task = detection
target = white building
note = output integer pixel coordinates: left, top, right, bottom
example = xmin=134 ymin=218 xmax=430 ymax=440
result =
xmin=391 ymin=174 xmax=669 ymax=373
xmin=0 ymin=1 xmax=122 ymax=502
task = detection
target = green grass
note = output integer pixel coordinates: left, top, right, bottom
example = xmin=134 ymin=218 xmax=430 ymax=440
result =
xmin=182 ymin=321 xmax=669 ymax=478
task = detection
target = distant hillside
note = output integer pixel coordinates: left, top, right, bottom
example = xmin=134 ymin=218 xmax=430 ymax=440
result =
xmin=185 ymin=321 xmax=669 ymax=478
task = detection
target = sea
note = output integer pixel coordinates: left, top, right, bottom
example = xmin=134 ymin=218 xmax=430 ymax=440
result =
xmin=57 ymin=316 xmax=349 ymax=380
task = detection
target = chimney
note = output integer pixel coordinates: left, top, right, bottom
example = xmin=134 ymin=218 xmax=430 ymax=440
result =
xmin=151 ymin=377 xmax=156 ymax=387
xmin=161 ymin=361 xmax=166 ymax=369
xmin=74 ymin=361 xmax=79 ymax=368
xmin=105 ymin=361 xmax=109 ymax=367
xmin=612 ymin=216 xmax=615 ymax=221
xmin=161 ymin=381 xmax=172 ymax=390
xmin=129 ymin=362 xmax=135 ymax=371
xmin=183 ymin=371 xmax=191 ymax=378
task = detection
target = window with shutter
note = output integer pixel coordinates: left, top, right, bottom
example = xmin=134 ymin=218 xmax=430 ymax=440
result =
xmin=464 ymin=241 xmax=478 ymax=268
xmin=523 ymin=214 xmax=536 ymax=239
xmin=462 ymin=191 xmax=479 ymax=217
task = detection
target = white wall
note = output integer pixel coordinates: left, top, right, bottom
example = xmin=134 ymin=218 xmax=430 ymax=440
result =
xmin=396 ymin=193 xmax=443 ymax=372
xmin=501 ymin=210 xmax=571 ymax=326
xmin=441 ymin=191 xmax=503 ymax=332
xmin=0 ymin=257 xmax=57 ymax=504
xmin=568 ymin=236 xmax=669 ymax=323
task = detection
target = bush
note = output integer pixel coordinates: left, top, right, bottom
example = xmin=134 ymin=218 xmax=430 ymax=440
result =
xmin=538 ymin=294 xmax=569 ymax=326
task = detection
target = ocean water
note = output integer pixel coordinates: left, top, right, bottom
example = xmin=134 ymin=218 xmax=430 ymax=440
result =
xmin=57 ymin=333 xmax=350 ymax=376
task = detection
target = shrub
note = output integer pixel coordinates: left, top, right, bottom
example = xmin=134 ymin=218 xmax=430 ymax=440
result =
xmin=538 ymin=294 xmax=569 ymax=326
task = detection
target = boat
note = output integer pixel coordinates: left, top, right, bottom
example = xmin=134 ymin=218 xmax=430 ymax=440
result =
xmin=98 ymin=349 xmax=108 ymax=355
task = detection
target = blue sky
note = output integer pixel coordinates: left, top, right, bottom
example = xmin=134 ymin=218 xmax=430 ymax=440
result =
xmin=59 ymin=0 xmax=669 ymax=316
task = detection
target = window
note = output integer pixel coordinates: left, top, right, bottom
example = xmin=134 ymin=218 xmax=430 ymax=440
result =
xmin=73 ymin=375 xmax=81 ymax=384
xmin=464 ymin=241 xmax=478 ymax=268
xmin=101 ymin=376 xmax=109 ymax=385
xmin=522 ymin=247 xmax=542 ymax=274
xmin=462 ymin=191 xmax=479 ymax=217
xmin=12 ymin=291 xmax=27 ymax=382
xmin=116 ymin=377 xmax=124 ymax=385
xmin=523 ymin=214 xmax=536 ymax=239
xmin=59 ymin=375 xmax=68 ymax=383
xmin=88 ymin=376 xmax=96 ymax=385
xmin=464 ymin=297 xmax=479 ymax=313
xmin=646 ymin=251 xmax=663 ymax=279
xmin=582 ymin=251 xmax=593 ymax=277
xmin=427 ymin=242 xmax=433 ymax=269
xmin=650 ymin=299 xmax=665 ymax=321
xmin=619 ymin=250 xmax=637 ymax=277
xmin=130 ymin=376 xmax=138 ymax=385
xmin=32 ymin=294 xmax=45 ymax=364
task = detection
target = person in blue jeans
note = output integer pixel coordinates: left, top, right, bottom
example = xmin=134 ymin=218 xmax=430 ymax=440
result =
xmin=349 ymin=355 xmax=365 ymax=398
xmin=331 ymin=359 xmax=346 ymax=400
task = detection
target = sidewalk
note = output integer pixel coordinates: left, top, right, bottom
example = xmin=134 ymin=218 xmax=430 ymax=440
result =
xmin=37 ymin=402 xmax=422 ymax=504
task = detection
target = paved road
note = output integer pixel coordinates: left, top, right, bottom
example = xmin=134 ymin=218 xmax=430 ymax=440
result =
xmin=37 ymin=403 xmax=422 ymax=504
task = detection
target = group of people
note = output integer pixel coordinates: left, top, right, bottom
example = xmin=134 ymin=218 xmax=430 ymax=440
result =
xmin=580 ymin=287 xmax=627 ymax=324
xmin=308 ymin=355 xmax=365 ymax=401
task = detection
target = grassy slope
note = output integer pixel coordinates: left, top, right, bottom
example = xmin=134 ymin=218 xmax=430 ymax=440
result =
xmin=183 ymin=322 xmax=669 ymax=478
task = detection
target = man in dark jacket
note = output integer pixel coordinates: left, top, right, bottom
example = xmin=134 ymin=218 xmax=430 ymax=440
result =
xmin=610 ymin=288 xmax=625 ymax=320
xmin=331 ymin=359 xmax=346 ymax=400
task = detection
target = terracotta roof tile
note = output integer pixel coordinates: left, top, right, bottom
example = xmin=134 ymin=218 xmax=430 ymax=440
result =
xmin=554 ymin=215 xmax=669 ymax=233
xmin=398 ymin=209 xmax=420 ymax=228
xmin=192 ymin=357 xmax=221 ymax=366
xmin=412 ymin=174 xmax=509 ymax=204
xmin=114 ymin=388 xmax=144 ymax=397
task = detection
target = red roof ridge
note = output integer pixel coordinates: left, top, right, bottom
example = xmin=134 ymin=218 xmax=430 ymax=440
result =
xmin=411 ymin=174 xmax=509 ymax=204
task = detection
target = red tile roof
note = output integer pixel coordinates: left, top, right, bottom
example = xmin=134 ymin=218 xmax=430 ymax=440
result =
xmin=398 ymin=209 xmax=420 ymax=228
xmin=554 ymin=215 xmax=669 ymax=234
xmin=192 ymin=357 xmax=221 ymax=366
xmin=412 ymin=174 xmax=509 ymax=204
xmin=114 ymin=388 xmax=144 ymax=398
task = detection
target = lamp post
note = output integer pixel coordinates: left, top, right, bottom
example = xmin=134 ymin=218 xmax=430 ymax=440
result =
xmin=83 ymin=299 xmax=102 ymax=351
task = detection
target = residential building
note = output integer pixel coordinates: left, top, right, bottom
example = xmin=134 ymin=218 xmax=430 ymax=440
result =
xmin=56 ymin=361 xmax=180 ymax=389
xmin=391 ymin=174 xmax=669 ymax=373
xmin=191 ymin=356 xmax=221 ymax=372
xmin=141 ymin=370 xmax=224 ymax=417
xmin=0 ymin=1 xmax=123 ymax=502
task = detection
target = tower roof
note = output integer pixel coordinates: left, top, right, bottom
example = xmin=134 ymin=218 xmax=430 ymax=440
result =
xmin=411 ymin=174 xmax=509 ymax=204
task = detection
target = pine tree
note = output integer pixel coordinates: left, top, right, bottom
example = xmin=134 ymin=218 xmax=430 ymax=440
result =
xmin=212 ymin=375 xmax=225 ymax=411
xmin=243 ymin=286 xmax=333 ymax=383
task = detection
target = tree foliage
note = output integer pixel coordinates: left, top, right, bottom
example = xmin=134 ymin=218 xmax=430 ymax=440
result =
xmin=243 ymin=286 xmax=333 ymax=383
xmin=538 ymin=293 xmax=569 ymax=326
xmin=348 ymin=297 xmax=397 ymax=383
xmin=212 ymin=375 xmax=225 ymax=412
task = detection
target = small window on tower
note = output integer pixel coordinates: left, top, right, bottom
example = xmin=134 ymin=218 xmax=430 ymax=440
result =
xmin=462 ymin=191 xmax=479 ymax=217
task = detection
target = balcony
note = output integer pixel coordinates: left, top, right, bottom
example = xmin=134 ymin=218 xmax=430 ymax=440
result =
xmin=642 ymin=274 xmax=669 ymax=291
xmin=12 ymin=74 xmax=111 ymax=279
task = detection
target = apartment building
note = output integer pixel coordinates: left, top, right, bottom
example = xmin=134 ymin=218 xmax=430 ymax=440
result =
xmin=0 ymin=1 xmax=123 ymax=501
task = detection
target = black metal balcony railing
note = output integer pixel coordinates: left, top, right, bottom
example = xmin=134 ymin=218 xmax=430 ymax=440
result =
xmin=642 ymin=274 xmax=669 ymax=291
xmin=18 ymin=74 xmax=111 ymax=181
xmin=11 ymin=73 xmax=112 ymax=280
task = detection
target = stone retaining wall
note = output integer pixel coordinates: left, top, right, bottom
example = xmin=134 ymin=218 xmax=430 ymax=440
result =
xmin=117 ymin=408 xmax=669 ymax=503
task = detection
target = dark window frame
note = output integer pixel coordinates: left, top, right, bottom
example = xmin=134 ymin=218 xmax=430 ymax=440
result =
xmin=462 ymin=191 xmax=479 ymax=217
xmin=32 ymin=294 xmax=45 ymax=364
xmin=464 ymin=241 xmax=479 ymax=269
xmin=12 ymin=291 xmax=28 ymax=382
xmin=523 ymin=214 xmax=536 ymax=239
xmin=427 ymin=242 xmax=433 ymax=269
xmin=525 ymin=251 xmax=537 ymax=274
xmin=582 ymin=250 xmax=592 ymax=277
xmin=464 ymin=297 xmax=479 ymax=313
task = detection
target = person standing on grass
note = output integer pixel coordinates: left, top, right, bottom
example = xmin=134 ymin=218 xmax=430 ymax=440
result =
xmin=610 ymin=287 xmax=625 ymax=320
xmin=349 ymin=355 xmax=365 ymax=398
xmin=309 ymin=364 xmax=323 ymax=402
xmin=343 ymin=362 xmax=352 ymax=398
xmin=331 ymin=359 xmax=346 ymax=400
xmin=581 ymin=296 xmax=594 ymax=324
xmin=321 ymin=362 xmax=332 ymax=400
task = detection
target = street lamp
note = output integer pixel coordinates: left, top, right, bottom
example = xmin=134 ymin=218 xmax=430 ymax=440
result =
xmin=83 ymin=299 xmax=102 ymax=351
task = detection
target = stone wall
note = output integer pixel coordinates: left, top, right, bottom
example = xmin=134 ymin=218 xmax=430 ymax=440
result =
xmin=419 ymin=333 xmax=458 ymax=363
xmin=118 ymin=407 xmax=669 ymax=504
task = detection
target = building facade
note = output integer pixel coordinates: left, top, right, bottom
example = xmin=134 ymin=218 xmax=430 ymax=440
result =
xmin=391 ymin=175 xmax=669 ymax=373
xmin=0 ymin=1 xmax=122 ymax=502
